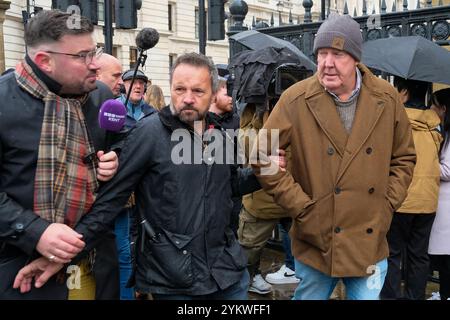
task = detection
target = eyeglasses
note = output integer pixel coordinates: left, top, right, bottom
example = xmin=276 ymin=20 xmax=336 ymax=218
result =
xmin=45 ymin=47 xmax=103 ymax=65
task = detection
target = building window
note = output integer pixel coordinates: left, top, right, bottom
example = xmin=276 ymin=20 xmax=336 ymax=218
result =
xmin=130 ymin=47 xmax=138 ymax=69
xmin=195 ymin=8 xmax=199 ymax=39
xmin=168 ymin=3 xmax=175 ymax=32
xmin=98 ymin=0 xmax=104 ymax=21
xmin=97 ymin=0 xmax=115 ymax=23
xmin=99 ymin=43 xmax=119 ymax=57
xmin=169 ymin=54 xmax=177 ymax=71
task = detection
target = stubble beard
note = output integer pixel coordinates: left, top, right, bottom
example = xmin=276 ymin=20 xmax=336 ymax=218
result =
xmin=170 ymin=103 xmax=207 ymax=126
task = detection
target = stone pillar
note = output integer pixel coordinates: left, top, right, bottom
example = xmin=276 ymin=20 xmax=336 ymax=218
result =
xmin=0 ymin=1 xmax=11 ymax=74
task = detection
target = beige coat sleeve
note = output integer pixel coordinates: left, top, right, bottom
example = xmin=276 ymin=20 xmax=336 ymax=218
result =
xmin=385 ymin=94 xmax=417 ymax=211
xmin=250 ymin=96 xmax=314 ymax=219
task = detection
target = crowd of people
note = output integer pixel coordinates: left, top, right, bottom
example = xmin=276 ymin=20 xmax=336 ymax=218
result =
xmin=1 ymin=9 xmax=449 ymax=301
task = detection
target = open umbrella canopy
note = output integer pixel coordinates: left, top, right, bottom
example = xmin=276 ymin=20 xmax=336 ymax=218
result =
xmin=362 ymin=36 xmax=450 ymax=85
xmin=230 ymin=30 xmax=316 ymax=72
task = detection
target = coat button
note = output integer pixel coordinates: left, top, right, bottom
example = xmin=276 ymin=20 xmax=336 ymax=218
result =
xmin=368 ymin=187 xmax=375 ymax=194
xmin=327 ymin=147 xmax=335 ymax=155
xmin=334 ymin=227 xmax=341 ymax=234
xmin=335 ymin=187 xmax=341 ymax=194
xmin=366 ymin=147 xmax=373 ymax=154
xmin=367 ymin=228 xmax=373 ymax=234
xmin=183 ymin=250 xmax=188 ymax=255
xmin=15 ymin=223 xmax=24 ymax=232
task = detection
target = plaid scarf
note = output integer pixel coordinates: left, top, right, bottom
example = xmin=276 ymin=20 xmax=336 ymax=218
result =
xmin=15 ymin=60 xmax=99 ymax=228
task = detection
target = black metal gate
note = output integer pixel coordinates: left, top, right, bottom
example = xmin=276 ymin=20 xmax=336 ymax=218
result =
xmin=227 ymin=0 xmax=450 ymax=63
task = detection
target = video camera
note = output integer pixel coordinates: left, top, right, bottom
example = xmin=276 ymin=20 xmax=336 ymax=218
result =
xmin=225 ymin=63 xmax=313 ymax=108
xmin=270 ymin=63 xmax=314 ymax=97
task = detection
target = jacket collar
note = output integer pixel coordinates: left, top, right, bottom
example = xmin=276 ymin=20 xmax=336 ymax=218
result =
xmin=25 ymin=54 xmax=62 ymax=94
xmin=159 ymin=106 xmax=216 ymax=137
xmin=118 ymin=95 xmax=156 ymax=118
xmin=207 ymin=111 xmax=234 ymax=129
xmin=304 ymin=64 xmax=386 ymax=178
xmin=304 ymin=64 xmax=385 ymax=99
xmin=159 ymin=106 xmax=182 ymax=131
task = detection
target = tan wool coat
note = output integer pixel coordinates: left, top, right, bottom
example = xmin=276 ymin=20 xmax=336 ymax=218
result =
xmin=252 ymin=64 xmax=416 ymax=277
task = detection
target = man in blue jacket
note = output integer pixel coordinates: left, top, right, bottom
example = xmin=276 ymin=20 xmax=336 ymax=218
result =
xmin=117 ymin=69 xmax=156 ymax=129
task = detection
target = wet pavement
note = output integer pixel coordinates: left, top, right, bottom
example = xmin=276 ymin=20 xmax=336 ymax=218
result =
xmin=249 ymin=247 xmax=440 ymax=300
xmin=248 ymin=247 xmax=297 ymax=300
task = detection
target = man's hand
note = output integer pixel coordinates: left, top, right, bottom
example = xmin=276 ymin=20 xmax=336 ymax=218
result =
xmin=269 ymin=149 xmax=287 ymax=172
xmin=13 ymin=257 xmax=64 ymax=293
xmin=96 ymin=150 xmax=119 ymax=182
xmin=36 ymin=223 xmax=85 ymax=264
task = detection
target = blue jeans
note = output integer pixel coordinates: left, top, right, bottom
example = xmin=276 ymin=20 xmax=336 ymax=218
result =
xmin=153 ymin=269 xmax=250 ymax=300
xmin=293 ymin=259 xmax=388 ymax=300
xmin=279 ymin=223 xmax=295 ymax=271
xmin=114 ymin=208 xmax=134 ymax=300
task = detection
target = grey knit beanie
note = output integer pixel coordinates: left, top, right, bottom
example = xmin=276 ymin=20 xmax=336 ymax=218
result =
xmin=313 ymin=14 xmax=363 ymax=61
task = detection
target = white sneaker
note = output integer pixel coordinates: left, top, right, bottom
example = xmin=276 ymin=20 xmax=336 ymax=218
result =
xmin=249 ymin=274 xmax=272 ymax=295
xmin=427 ymin=292 xmax=441 ymax=300
xmin=265 ymin=264 xmax=300 ymax=285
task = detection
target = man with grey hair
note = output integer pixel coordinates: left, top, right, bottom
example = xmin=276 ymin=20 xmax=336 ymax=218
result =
xmin=252 ymin=14 xmax=416 ymax=299
xmin=0 ymin=10 xmax=119 ymax=299
xmin=15 ymin=52 xmax=265 ymax=299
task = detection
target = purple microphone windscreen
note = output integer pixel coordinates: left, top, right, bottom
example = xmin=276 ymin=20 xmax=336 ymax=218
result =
xmin=98 ymin=99 xmax=127 ymax=132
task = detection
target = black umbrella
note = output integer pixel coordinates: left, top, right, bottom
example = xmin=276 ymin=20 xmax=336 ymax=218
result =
xmin=230 ymin=30 xmax=317 ymax=72
xmin=362 ymin=36 xmax=450 ymax=85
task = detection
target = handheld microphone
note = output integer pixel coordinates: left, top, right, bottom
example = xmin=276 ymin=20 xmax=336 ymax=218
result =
xmin=98 ymin=99 xmax=127 ymax=150
xmin=98 ymin=99 xmax=127 ymax=132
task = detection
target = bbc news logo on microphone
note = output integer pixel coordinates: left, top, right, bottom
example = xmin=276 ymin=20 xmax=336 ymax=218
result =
xmin=102 ymin=111 xmax=126 ymax=123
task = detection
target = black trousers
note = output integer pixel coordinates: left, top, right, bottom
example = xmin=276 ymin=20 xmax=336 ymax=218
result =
xmin=430 ymin=255 xmax=450 ymax=300
xmin=381 ymin=212 xmax=435 ymax=300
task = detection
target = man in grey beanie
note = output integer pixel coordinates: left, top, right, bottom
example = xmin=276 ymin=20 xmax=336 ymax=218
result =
xmin=252 ymin=14 xmax=416 ymax=300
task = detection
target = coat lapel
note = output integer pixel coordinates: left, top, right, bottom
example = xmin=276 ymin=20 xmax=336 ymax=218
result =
xmin=336 ymin=79 xmax=385 ymax=182
xmin=306 ymin=80 xmax=348 ymax=157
